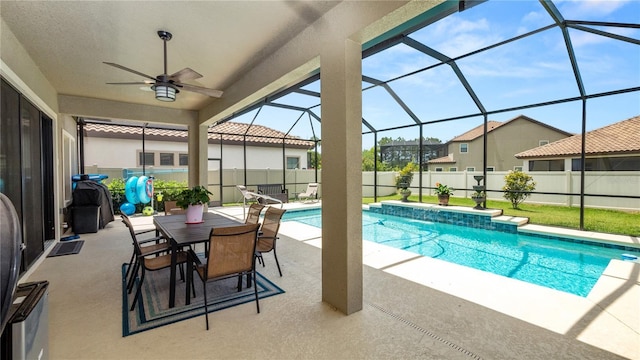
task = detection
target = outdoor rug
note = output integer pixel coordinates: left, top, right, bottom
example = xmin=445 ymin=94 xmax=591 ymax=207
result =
xmin=122 ymin=264 xmax=285 ymax=336
xmin=47 ymin=240 xmax=84 ymax=257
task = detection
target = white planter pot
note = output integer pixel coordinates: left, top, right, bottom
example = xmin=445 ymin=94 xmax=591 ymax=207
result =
xmin=185 ymin=204 xmax=204 ymax=223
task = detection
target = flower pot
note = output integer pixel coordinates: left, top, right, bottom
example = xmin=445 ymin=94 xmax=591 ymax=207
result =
xmin=185 ymin=204 xmax=204 ymax=224
xmin=438 ymin=194 xmax=450 ymax=206
xmin=399 ymin=189 xmax=411 ymax=202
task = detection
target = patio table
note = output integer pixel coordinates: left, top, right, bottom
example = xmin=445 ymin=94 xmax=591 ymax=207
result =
xmin=153 ymin=212 xmax=243 ymax=308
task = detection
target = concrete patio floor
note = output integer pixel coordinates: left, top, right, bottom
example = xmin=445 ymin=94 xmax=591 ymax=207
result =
xmin=23 ymin=203 xmax=639 ymax=359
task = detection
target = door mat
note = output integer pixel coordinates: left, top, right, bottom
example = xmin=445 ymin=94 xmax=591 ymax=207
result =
xmin=47 ymin=240 xmax=84 ymax=257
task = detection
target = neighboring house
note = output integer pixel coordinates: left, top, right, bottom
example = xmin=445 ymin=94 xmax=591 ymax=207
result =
xmin=515 ymin=115 xmax=640 ymax=171
xmin=83 ymin=121 xmax=315 ymax=170
xmin=426 ymin=115 xmax=573 ymax=172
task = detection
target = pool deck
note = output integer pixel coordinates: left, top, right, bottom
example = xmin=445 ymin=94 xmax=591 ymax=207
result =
xmin=216 ymin=201 xmax=640 ymax=359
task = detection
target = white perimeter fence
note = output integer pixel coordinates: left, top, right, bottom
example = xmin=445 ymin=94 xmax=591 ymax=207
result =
xmin=88 ymin=166 xmax=639 ymax=211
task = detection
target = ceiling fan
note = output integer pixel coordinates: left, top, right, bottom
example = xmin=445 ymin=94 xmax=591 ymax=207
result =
xmin=104 ymin=30 xmax=223 ymax=102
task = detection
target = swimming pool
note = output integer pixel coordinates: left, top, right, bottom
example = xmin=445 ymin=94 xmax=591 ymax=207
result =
xmin=282 ymin=208 xmax=635 ymax=297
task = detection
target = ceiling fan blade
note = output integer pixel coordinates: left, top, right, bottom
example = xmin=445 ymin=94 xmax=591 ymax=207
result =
xmin=106 ymin=81 xmax=152 ymax=85
xmin=169 ymin=68 xmax=203 ymax=82
xmin=175 ymin=83 xmax=223 ymax=98
xmin=103 ymin=62 xmax=157 ymax=81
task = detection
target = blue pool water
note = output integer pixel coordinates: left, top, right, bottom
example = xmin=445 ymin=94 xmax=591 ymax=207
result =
xmin=282 ymin=209 xmax=633 ymax=297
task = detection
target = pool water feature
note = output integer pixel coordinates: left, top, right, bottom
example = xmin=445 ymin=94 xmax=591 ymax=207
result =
xmin=282 ymin=209 xmax=635 ymax=297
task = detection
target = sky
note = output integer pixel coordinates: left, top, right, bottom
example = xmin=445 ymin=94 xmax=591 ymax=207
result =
xmin=230 ymin=0 xmax=639 ymax=149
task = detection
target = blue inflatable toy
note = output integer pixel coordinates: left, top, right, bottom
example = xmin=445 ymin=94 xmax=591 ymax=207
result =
xmin=119 ymin=202 xmax=135 ymax=215
xmin=125 ymin=176 xmax=140 ymax=204
xmin=136 ymin=176 xmax=152 ymax=204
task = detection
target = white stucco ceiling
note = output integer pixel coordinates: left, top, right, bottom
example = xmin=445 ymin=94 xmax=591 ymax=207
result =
xmin=0 ymin=1 xmax=340 ymax=111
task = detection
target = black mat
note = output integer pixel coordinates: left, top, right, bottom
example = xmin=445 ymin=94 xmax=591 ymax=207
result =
xmin=47 ymin=240 xmax=84 ymax=257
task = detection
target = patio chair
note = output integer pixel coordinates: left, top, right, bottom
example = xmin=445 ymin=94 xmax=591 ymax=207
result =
xmin=296 ymin=183 xmax=318 ymax=203
xmin=124 ymin=214 xmax=191 ymax=311
xmin=245 ymin=203 xmax=265 ymax=225
xmin=121 ymin=214 xmax=170 ymax=290
xmin=256 ymin=207 xmax=286 ymax=276
xmin=236 ymin=185 xmax=282 ymax=218
xmin=164 ymin=200 xmax=186 ymax=215
xmin=186 ymin=223 xmax=261 ymax=330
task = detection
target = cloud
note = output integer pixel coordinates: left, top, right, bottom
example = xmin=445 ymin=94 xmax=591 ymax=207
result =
xmin=557 ymin=0 xmax=630 ymax=18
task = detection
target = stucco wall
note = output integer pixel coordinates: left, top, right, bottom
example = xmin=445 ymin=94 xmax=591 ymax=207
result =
xmin=84 ymin=137 xmax=309 ymax=170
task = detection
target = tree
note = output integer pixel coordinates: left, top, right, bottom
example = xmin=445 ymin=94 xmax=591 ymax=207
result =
xmin=307 ymin=150 xmax=321 ymax=169
xmin=362 ymin=147 xmax=390 ymax=171
xmin=502 ymin=171 xmax=536 ymax=209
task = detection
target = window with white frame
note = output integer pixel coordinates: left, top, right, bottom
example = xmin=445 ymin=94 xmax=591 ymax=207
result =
xmin=179 ymin=153 xmax=188 ymax=166
xmin=514 ymin=166 xmax=523 ymax=171
xmin=486 ymin=166 xmax=495 ymax=172
xmin=160 ymin=152 xmax=174 ymax=166
xmin=466 ymin=167 xmax=475 ymax=172
xmin=449 ymin=167 xmax=457 ymax=172
xmin=62 ymin=130 xmax=77 ymax=204
xmin=539 ymin=140 xmax=549 ymax=146
xmin=286 ymin=156 xmax=300 ymax=169
xmin=459 ymin=143 xmax=468 ymax=153
xmin=138 ymin=151 xmax=155 ymax=166
xmin=435 ymin=167 xmax=443 ymax=172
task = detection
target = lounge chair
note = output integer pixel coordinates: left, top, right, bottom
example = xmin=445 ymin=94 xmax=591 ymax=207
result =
xmin=297 ymin=183 xmax=319 ymax=203
xmin=236 ymin=185 xmax=282 ymax=217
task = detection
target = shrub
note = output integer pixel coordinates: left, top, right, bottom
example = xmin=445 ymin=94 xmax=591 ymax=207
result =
xmin=502 ymin=170 xmax=536 ymax=209
xmin=107 ymin=178 xmax=187 ymax=214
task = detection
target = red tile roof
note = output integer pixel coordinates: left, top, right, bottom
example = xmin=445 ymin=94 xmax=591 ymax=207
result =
xmin=84 ymin=122 xmax=314 ymax=149
xmin=515 ymin=115 xmax=640 ymax=158
xmin=428 ymin=155 xmax=456 ymax=164
xmin=449 ymin=115 xmax=572 ymax=142
xmin=450 ymin=121 xmax=503 ymax=142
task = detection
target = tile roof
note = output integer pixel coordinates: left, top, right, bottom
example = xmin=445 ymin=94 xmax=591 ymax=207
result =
xmin=449 ymin=115 xmax=572 ymax=142
xmin=449 ymin=121 xmax=503 ymax=142
xmin=428 ymin=155 xmax=456 ymax=164
xmin=84 ymin=122 xmax=314 ymax=149
xmin=515 ymin=115 xmax=640 ymax=158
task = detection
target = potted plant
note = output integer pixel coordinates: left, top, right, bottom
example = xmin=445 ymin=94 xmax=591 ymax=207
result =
xmin=434 ymin=182 xmax=453 ymax=206
xmin=176 ymin=185 xmax=212 ymax=223
xmin=395 ymin=162 xmax=417 ymax=202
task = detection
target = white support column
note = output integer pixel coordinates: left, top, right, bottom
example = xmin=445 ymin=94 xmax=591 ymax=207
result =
xmin=320 ymin=38 xmax=363 ymax=315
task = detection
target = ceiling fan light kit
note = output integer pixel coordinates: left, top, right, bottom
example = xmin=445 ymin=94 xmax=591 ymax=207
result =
xmin=153 ymin=84 xmax=177 ymax=102
xmin=104 ymin=30 xmax=223 ymax=102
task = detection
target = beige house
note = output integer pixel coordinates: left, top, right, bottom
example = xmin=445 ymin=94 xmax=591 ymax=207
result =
xmin=515 ymin=115 xmax=640 ymax=171
xmin=427 ymin=115 xmax=572 ymax=172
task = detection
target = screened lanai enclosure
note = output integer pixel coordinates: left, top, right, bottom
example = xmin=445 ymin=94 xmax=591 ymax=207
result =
xmin=80 ymin=0 xmax=639 ymax=230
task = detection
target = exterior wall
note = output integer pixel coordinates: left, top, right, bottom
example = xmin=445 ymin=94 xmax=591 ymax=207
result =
xmin=84 ymin=137 xmax=309 ymax=170
xmin=486 ymin=118 xmax=569 ymax=171
xmin=437 ymin=118 xmax=571 ymax=172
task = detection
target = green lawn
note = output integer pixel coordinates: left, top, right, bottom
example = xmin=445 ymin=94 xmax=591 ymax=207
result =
xmin=362 ymin=194 xmax=640 ymax=237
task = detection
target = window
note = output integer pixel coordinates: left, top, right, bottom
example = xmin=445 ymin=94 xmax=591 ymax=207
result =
xmin=529 ymin=159 xmax=564 ymax=171
xmin=179 ymin=153 xmax=188 ymax=166
xmin=486 ymin=167 xmax=495 ymax=172
xmin=160 ymin=153 xmax=174 ymax=166
xmin=138 ymin=151 xmax=155 ymax=166
xmin=459 ymin=143 xmax=468 ymax=153
xmin=514 ymin=166 xmax=523 ymax=171
xmin=466 ymin=167 xmax=475 ymax=172
xmin=449 ymin=167 xmax=457 ymax=172
xmin=572 ymin=156 xmax=640 ymax=171
xmin=62 ymin=130 xmax=77 ymax=204
xmin=286 ymin=156 xmax=300 ymax=169
xmin=539 ymin=140 xmax=549 ymax=146
xmin=435 ymin=167 xmax=443 ymax=172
